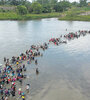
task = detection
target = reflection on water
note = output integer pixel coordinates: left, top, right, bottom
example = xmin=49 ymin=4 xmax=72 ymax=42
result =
xmin=0 ymin=18 xmax=90 ymax=100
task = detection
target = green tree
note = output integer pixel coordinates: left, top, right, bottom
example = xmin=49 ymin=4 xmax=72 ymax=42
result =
xmin=31 ymin=2 xmax=42 ymax=14
xmin=0 ymin=0 xmax=28 ymax=5
xmin=49 ymin=0 xmax=57 ymax=4
xmin=72 ymin=1 xmax=79 ymax=6
xmin=79 ymin=0 xmax=87 ymax=6
xmin=54 ymin=1 xmax=71 ymax=12
xmin=17 ymin=5 xmax=28 ymax=15
xmin=10 ymin=0 xmax=19 ymax=5
xmin=36 ymin=0 xmax=49 ymax=5
xmin=0 ymin=0 xmax=6 ymax=5
xmin=25 ymin=2 xmax=32 ymax=13
xmin=42 ymin=4 xmax=52 ymax=13
xmin=54 ymin=3 xmax=63 ymax=12
xmin=60 ymin=1 xmax=71 ymax=11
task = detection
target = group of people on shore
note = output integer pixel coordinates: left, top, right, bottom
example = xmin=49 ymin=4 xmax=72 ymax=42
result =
xmin=0 ymin=30 xmax=90 ymax=100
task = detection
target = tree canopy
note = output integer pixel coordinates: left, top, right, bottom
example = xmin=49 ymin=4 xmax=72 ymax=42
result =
xmin=79 ymin=0 xmax=87 ymax=6
xmin=17 ymin=5 xmax=28 ymax=15
xmin=31 ymin=2 xmax=42 ymax=14
xmin=0 ymin=0 xmax=88 ymax=14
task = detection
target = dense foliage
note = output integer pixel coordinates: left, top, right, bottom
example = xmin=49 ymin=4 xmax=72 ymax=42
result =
xmin=31 ymin=2 xmax=42 ymax=14
xmin=0 ymin=0 xmax=89 ymax=14
xmin=17 ymin=5 xmax=27 ymax=15
xmin=79 ymin=0 xmax=87 ymax=7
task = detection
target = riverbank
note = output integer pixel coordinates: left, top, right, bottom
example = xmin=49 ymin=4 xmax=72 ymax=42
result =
xmin=59 ymin=7 xmax=90 ymax=21
xmin=0 ymin=12 xmax=60 ymax=20
xmin=59 ymin=15 xmax=90 ymax=21
xmin=0 ymin=7 xmax=90 ymax=21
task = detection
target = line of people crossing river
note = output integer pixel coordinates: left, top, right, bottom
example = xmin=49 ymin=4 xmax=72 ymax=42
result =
xmin=0 ymin=30 xmax=90 ymax=100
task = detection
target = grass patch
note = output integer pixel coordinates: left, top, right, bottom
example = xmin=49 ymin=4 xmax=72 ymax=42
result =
xmin=59 ymin=7 xmax=90 ymax=21
xmin=0 ymin=12 xmax=60 ymax=20
xmin=59 ymin=15 xmax=90 ymax=21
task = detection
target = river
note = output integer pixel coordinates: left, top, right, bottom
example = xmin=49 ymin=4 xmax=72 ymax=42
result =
xmin=0 ymin=18 xmax=90 ymax=100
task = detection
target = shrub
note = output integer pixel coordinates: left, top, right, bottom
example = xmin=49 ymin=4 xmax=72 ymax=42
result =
xmin=17 ymin=5 xmax=27 ymax=15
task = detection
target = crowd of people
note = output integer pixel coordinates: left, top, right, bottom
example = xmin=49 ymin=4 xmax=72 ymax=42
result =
xmin=0 ymin=42 xmax=48 ymax=100
xmin=49 ymin=30 xmax=90 ymax=45
xmin=0 ymin=30 xmax=90 ymax=100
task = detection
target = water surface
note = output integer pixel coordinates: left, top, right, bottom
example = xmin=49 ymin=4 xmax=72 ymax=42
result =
xmin=0 ymin=18 xmax=90 ymax=100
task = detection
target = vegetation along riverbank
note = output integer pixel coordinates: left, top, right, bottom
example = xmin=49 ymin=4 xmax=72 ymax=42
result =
xmin=0 ymin=12 xmax=60 ymax=20
xmin=0 ymin=0 xmax=89 ymax=20
xmin=59 ymin=7 xmax=90 ymax=21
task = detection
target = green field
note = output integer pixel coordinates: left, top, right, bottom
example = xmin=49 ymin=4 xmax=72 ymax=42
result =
xmin=59 ymin=7 xmax=90 ymax=21
xmin=0 ymin=12 xmax=60 ymax=20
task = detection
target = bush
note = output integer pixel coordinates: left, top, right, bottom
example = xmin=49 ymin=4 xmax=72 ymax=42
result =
xmin=31 ymin=2 xmax=42 ymax=14
xmin=42 ymin=4 xmax=52 ymax=13
xmin=17 ymin=5 xmax=27 ymax=15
